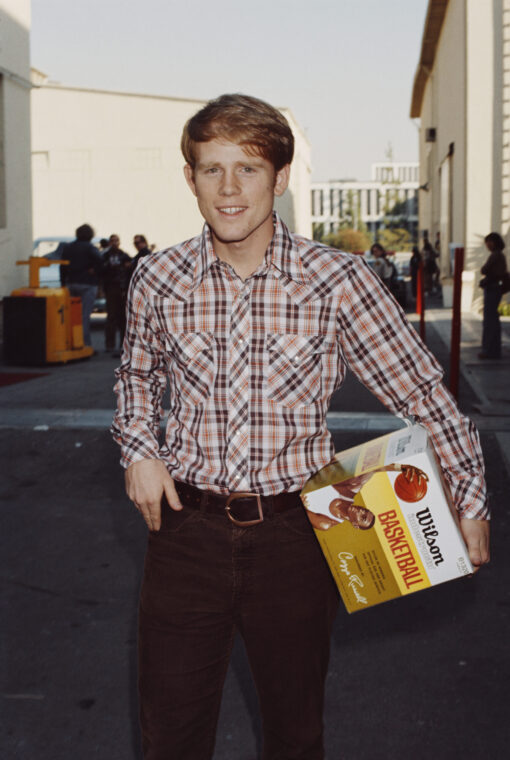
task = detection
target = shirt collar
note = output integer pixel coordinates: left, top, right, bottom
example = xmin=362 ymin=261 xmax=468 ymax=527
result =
xmin=192 ymin=211 xmax=309 ymax=292
xmin=266 ymin=212 xmax=308 ymax=285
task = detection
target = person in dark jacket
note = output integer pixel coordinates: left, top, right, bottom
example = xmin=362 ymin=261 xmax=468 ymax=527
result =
xmin=479 ymin=232 xmax=508 ymax=359
xmin=61 ymin=223 xmax=102 ymax=347
xmin=132 ymin=234 xmax=152 ymax=269
xmin=102 ymin=234 xmax=132 ymax=355
xmin=422 ymin=238 xmax=439 ymax=294
xmin=410 ymin=245 xmax=422 ymax=299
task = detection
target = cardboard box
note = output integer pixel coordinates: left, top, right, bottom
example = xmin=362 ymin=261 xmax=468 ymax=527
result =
xmin=301 ymin=425 xmax=473 ymax=613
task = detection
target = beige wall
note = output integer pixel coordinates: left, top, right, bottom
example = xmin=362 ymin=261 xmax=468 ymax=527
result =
xmin=415 ymin=0 xmax=505 ymax=311
xmin=502 ymin=0 xmax=510 ymax=237
xmin=465 ymin=0 xmax=497 ymax=279
xmin=31 ymin=84 xmax=311 ymax=256
xmin=0 ymin=1 xmax=33 ymax=298
xmin=418 ymin=0 xmax=466 ymax=269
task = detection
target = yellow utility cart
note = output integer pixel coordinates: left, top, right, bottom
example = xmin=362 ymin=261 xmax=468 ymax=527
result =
xmin=3 ymin=257 xmax=94 ymax=365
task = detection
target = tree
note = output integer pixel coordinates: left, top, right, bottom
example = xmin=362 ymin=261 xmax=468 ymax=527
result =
xmin=378 ymin=227 xmax=411 ymax=252
xmin=312 ymin=222 xmax=325 ymax=242
xmin=337 ymin=190 xmax=369 ymax=237
xmin=324 ymin=228 xmax=371 ymax=253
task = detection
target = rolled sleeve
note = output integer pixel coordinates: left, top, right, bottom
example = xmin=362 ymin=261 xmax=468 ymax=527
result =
xmin=337 ymin=258 xmax=488 ymax=520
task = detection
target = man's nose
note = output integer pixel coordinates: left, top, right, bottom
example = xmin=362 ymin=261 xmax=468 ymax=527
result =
xmin=219 ymin=170 xmax=240 ymax=195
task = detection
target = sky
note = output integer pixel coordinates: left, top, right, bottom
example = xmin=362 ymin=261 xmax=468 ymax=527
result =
xmin=30 ymin=0 xmax=429 ymax=181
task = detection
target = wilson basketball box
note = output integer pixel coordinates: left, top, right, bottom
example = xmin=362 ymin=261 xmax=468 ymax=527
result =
xmin=301 ymin=425 xmax=473 ymax=613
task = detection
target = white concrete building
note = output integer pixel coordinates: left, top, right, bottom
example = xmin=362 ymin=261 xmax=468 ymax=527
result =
xmin=311 ymin=163 xmax=419 ymax=242
xmin=30 ymin=79 xmax=311 ymax=255
xmin=410 ymin=0 xmax=509 ymax=311
xmin=0 ymin=1 xmax=32 ymax=298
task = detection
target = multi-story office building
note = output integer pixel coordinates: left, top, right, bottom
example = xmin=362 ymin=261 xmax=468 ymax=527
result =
xmin=311 ymin=163 xmax=419 ymax=242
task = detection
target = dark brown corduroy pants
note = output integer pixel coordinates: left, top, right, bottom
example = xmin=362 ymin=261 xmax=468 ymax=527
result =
xmin=138 ymin=498 xmax=339 ymax=760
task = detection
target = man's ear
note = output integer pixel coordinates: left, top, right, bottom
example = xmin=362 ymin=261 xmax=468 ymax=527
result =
xmin=274 ymin=164 xmax=291 ymax=197
xmin=183 ymin=164 xmax=197 ymax=196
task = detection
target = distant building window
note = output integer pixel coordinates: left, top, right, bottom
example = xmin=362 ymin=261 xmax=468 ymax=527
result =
xmin=134 ymin=148 xmax=162 ymax=169
xmin=52 ymin=150 xmax=90 ymax=170
xmin=314 ymin=189 xmax=324 ymax=216
xmin=312 ymin=189 xmax=323 ymax=216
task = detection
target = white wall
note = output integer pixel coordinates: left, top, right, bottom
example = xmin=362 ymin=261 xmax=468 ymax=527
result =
xmin=31 ymin=84 xmax=311 ymax=256
xmin=418 ymin=0 xmax=467 ymax=259
xmin=416 ymin=0 xmax=507 ymax=311
xmin=0 ymin=1 xmax=33 ymax=297
xmin=465 ymin=0 xmax=496 ymax=279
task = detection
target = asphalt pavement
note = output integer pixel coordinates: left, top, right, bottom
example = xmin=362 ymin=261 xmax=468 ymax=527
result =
xmin=1 ymin=299 xmax=510 ymax=759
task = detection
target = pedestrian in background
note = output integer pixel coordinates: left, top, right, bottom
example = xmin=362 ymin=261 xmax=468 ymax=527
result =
xmin=479 ymin=231 xmax=508 ymax=359
xmin=131 ymin=234 xmax=152 ymax=270
xmin=101 ymin=234 xmax=131 ymax=356
xmin=61 ymin=223 xmax=102 ymax=347
xmin=410 ymin=245 xmax=422 ymax=299
xmin=369 ymin=242 xmax=393 ymax=289
xmin=422 ymin=238 xmax=439 ymax=294
xmin=433 ymin=231 xmax=441 ymax=291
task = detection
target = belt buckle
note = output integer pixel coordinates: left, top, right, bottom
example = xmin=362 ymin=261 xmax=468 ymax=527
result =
xmin=225 ymin=492 xmax=264 ymax=527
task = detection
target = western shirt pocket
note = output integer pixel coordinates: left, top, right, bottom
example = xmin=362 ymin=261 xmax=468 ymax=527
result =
xmin=172 ymin=332 xmax=215 ymax=406
xmin=265 ymin=333 xmax=325 ymax=407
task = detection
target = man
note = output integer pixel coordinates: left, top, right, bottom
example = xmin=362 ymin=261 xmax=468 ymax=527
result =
xmin=132 ymin=234 xmax=152 ymax=269
xmin=112 ymin=94 xmax=489 ymax=760
xmin=61 ymin=223 xmax=102 ymax=347
xmin=101 ymin=234 xmax=131 ymax=356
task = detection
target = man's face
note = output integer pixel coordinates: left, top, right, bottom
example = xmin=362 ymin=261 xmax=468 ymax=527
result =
xmin=183 ymin=139 xmax=289 ymax=254
xmin=110 ymin=235 xmax=120 ymax=249
xmin=133 ymin=237 xmax=145 ymax=251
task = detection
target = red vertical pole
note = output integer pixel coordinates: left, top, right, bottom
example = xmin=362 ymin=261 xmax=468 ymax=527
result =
xmin=449 ymin=247 xmax=464 ymax=399
xmin=416 ymin=260 xmax=426 ymax=340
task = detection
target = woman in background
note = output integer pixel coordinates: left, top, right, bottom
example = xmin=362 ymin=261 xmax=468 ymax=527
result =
xmin=370 ymin=243 xmax=393 ymax=289
xmin=479 ymin=232 xmax=508 ymax=359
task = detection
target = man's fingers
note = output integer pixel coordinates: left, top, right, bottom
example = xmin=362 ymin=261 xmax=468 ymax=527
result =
xmin=307 ymin=511 xmax=338 ymax=531
xmin=125 ymin=459 xmax=177 ymax=532
xmin=460 ymin=518 xmax=490 ymax=570
xmin=134 ymin=500 xmax=160 ymax=532
xmin=164 ymin=481 xmax=183 ymax=512
xmin=146 ymin=499 xmax=162 ymax=532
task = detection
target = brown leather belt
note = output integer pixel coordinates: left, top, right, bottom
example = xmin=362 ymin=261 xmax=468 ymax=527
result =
xmin=174 ymin=480 xmax=301 ymax=527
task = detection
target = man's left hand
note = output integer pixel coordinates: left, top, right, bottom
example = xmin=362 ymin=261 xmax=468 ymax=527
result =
xmin=460 ymin=518 xmax=490 ymax=570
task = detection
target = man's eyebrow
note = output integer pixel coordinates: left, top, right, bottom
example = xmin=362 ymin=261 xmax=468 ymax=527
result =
xmin=196 ymin=158 xmax=266 ymax=169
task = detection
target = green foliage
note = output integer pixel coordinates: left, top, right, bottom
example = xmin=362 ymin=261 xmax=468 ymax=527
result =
xmin=337 ymin=190 xmax=369 ymax=236
xmin=324 ymin=227 xmax=371 ymax=253
xmin=377 ymin=227 xmax=411 ymax=252
xmin=498 ymin=301 xmax=510 ymax=316
xmin=312 ymin=222 xmax=325 ymax=242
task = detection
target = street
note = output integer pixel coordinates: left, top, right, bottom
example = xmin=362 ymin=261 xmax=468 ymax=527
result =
xmin=1 ymin=311 xmax=510 ymax=759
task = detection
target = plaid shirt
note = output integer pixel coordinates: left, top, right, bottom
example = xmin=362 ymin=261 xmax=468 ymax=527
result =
xmin=111 ymin=213 xmax=488 ymax=519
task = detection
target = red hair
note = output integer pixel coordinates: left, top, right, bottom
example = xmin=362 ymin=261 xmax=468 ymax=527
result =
xmin=181 ymin=93 xmax=294 ymax=172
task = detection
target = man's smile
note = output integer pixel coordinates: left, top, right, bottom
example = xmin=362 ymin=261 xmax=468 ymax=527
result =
xmin=217 ymin=206 xmax=247 ymax=216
